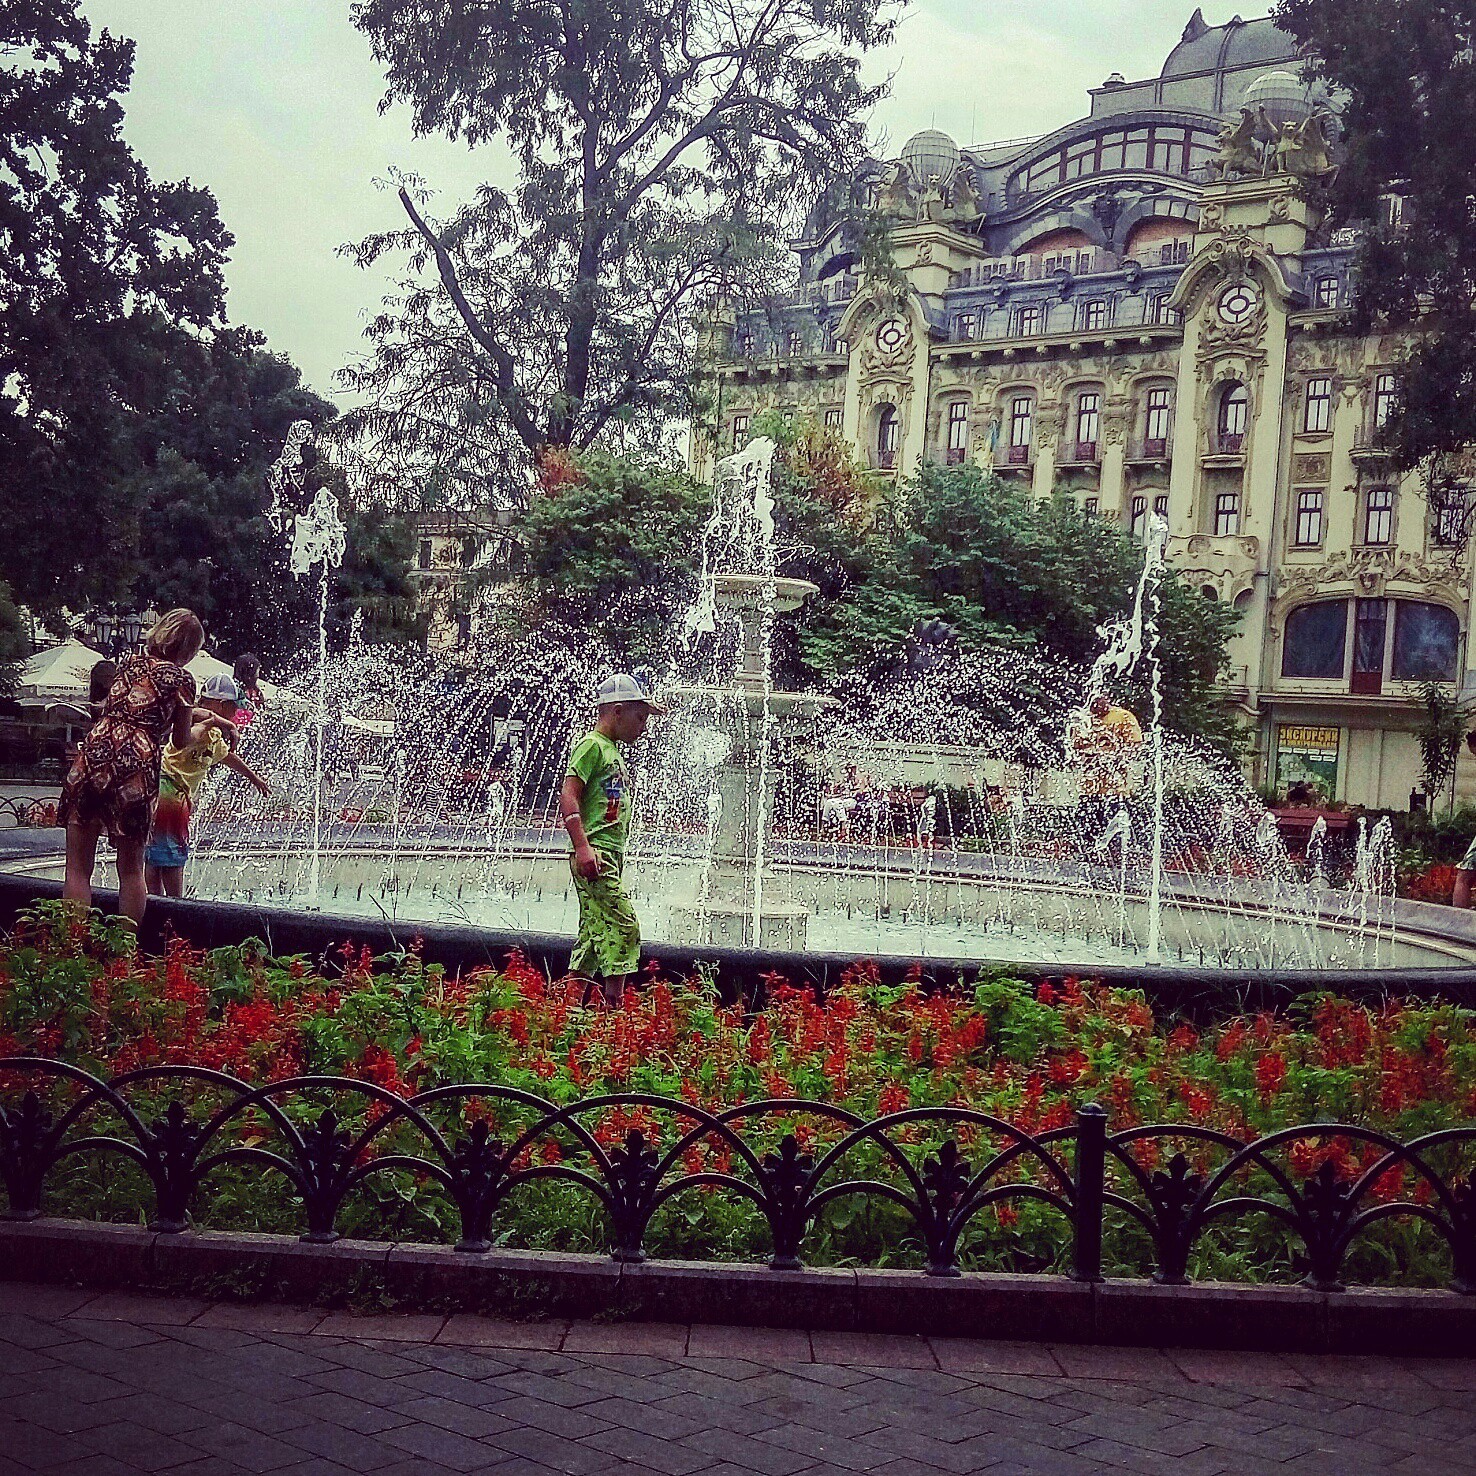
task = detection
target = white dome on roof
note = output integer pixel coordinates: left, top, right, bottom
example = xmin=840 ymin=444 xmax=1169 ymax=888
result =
xmin=901 ymin=129 xmax=960 ymax=188
xmin=1242 ymin=70 xmax=1315 ymax=128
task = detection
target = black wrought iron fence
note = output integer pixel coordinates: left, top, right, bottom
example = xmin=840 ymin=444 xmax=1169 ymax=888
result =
xmin=3 ymin=1057 xmax=1475 ymax=1292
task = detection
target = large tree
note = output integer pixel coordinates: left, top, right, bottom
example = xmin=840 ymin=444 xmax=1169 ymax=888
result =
xmin=342 ymin=0 xmax=903 ymax=510
xmin=1277 ymin=0 xmax=1476 ymax=499
xmin=119 ymin=328 xmax=338 ymax=662
xmin=0 ymin=0 xmax=232 ymax=615
xmin=516 ymin=451 xmax=710 ymax=664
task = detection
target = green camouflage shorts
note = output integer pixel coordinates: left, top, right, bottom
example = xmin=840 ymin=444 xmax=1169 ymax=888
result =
xmin=569 ymin=852 xmax=641 ymax=979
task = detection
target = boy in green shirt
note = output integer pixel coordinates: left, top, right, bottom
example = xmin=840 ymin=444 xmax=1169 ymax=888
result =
xmin=560 ymin=673 xmax=666 ymax=1007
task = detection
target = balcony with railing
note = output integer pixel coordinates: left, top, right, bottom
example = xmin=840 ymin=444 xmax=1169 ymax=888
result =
xmin=1057 ymin=440 xmax=1100 ymax=468
xmin=1351 ymin=429 xmax=1395 ymax=466
xmin=1128 ymin=436 xmax=1170 ymax=464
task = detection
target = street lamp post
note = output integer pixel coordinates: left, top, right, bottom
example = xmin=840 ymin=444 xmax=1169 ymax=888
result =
xmin=118 ymin=611 xmax=148 ymax=653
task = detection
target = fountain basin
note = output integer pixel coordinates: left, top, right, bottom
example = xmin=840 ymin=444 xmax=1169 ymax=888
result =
xmin=9 ymin=835 xmax=1473 ymax=972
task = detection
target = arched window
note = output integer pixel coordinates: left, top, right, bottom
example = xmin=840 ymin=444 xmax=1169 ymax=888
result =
xmin=1282 ymin=601 xmax=1347 ymax=680
xmin=1392 ymin=602 xmax=1460 ymax=681
xmin=1281 ymin=598 xmax=1462 ymax=686
xmin=877 ymin=404 xmax=900 ymax=468
xmin=1217 ymin=382 xmax=1248 ymax=452
xmin=1142 ymin=385 xmax=1172 ymax=455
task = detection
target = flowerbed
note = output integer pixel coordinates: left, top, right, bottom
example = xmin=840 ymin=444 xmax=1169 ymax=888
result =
xmin=3 ymin=903 xmax=1475 ymax=1286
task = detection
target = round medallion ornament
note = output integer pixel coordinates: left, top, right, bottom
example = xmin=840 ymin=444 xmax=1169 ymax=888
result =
xmin=876 ymin=318 xmax=907 ymax=352
xmin=1217 ymin=283 xmax=1259 ymax=326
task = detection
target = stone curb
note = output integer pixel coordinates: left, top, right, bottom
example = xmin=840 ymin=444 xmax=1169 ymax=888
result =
xmin=6 ymin=870 xmax=1476 ymax=1008
xmin=3 ymin=1218 xmax=1472 ymax=1355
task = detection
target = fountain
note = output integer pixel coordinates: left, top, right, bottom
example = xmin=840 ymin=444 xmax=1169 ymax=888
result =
xmin=11 ymin=429 xmax=1476 ymax=977
xmin=664 ymin=439 xmax=836 ymax=949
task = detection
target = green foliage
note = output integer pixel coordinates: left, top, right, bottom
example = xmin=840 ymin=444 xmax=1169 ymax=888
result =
xmin=519 ymin=451 xmax=711 ymax=664
xmin=7 ymin=905 xmax=1476 ymax=1287
xmin=799 ymin=460 xmax=1243 ymax=754
xmin=1276 ymin=0 xmax=1476 ymax=473
xmin=1414 ymin=680 xmax=1471 ymax=808
xmin=0 ymin=1 xmax=232 ymax=617
xmin=0 ymin=581 xmax=26 ymax=699
xmin=341 ymin=0 xmax=904 ymax=505
xmin=332 ymin=507 xmax=421 ymax=648
xmin=0 ymin=7 xmax=404 ymax=660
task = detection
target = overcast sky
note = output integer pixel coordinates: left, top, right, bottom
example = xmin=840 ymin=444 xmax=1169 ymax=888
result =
xmin=81 ymin=1 xmax=1270 ymax=399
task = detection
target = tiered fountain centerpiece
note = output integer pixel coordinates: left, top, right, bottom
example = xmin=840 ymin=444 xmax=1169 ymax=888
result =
xmin=664 ymin=438 xmax=835 ymax=950
xmin=668 ymin=570 xmax=834 ymax=950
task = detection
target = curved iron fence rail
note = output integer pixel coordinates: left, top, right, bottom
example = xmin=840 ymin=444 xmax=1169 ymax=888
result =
xmin=2 ymin=1058 xmax=1475 ymax=1291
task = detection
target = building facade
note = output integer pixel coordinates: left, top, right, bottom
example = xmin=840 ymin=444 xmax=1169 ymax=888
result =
xmin=692 ymin=9 xmax=1476 ymax=810
xmin=408 ymin=508 xmax=520 ymax=653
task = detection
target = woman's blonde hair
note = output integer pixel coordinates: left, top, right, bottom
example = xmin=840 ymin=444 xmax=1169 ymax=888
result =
xmin=146 ymin=608 xmax=205 ymax=664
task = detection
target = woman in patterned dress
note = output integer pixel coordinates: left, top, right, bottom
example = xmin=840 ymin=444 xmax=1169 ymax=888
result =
xmin=60 ymin=608 xmax=224 ymax=926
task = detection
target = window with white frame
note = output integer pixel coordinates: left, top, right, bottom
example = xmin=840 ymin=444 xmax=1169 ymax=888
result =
xmin=833 ymin=337 xmax=849 ymax=357
xmin=1084 ymin=496 xmax=1099 ymax=515
xmin=1304 ymin=377 xmax=1333 ymax=434
xmin=1129 ymin=495 xmax=1147 ymax=539
xmin=946 ymin=400 xmax=969 ymax=459
xmin=1373 ymin=372 xmax=1399 ymax=429
xmin=1364 ymin=485 xmax=1394 ymax=545
xmin=1008 ymin=396 xmax=1033 ymax=461
xmin=731 ymin=413 xmax=750 ymax=449
xmin=1152 ymin=294 xmax=1181 ymax=325
xmin=1143 ymin=386 xmax=1171 ymax=448
xmin=1218 ymin=382 xmax=1249 ymax=449
xmin=1433 ymin=488 xmax=1468 ymax=547
xmin=787 ymin=330 xmax=803 ymax=356
xmin=1154 ymin=493 xmax=1170 ymax=520
xmin=957 ymin=312 xmax=977 ymax=340
xmin=1314 ymin=276 xmax=1340 ymax=309
xmin=1294 ymin=488 xmax=1324 ymax=547
xmin=1075 ymin=391 xmax=1100 ymax=452
xmin=1214 ymin=491 xmax=1241 ymax=536
xmin=1015 ymin=303 xmax=1044 ymax=336
xmin=1079 ymin=298 xmax=1109 ymax=332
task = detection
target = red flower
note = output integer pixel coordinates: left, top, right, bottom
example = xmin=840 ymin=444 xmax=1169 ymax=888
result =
xmin=1254 ymin=1051 xmax=1287 ymax=1101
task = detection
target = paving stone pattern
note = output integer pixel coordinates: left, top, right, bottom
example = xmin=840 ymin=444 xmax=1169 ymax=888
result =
xmin=1 ymin=1283 xmax=1474 ymax=1474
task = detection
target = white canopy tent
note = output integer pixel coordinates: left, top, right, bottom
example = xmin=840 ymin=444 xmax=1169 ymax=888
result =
xmin=17 ymin=641 xmax=293 ymax=708
xmin=18 ymin=639 xmax=106 ymax=701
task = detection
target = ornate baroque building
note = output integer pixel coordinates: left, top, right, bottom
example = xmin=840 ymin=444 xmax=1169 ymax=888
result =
xmin=689 ymin=9 xmax=1475 ymax=810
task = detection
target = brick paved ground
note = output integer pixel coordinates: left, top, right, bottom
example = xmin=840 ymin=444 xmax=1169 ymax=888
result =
xmin=1 ymin=1283 xmax=1474 ymax=1475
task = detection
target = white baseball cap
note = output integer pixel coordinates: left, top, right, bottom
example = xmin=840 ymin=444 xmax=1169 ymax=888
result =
xmin=200 ymin=674 xmax=242 ymax=704
xmin=595 ymin=673 xmax=668 ymax=713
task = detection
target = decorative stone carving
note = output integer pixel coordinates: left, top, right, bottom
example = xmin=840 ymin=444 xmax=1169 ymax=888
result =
xmin=1035 ymin=398 xmax=1069 ymax=446
xmin=1292 ymin=452 xmax=1330 ymax=483
xmin=1102 ymin=396 xmax=1134 ymax=446
xmin=1273 ymin=547 xmax=1469 ymax=612
xmin=1168 ymin=533 xmax=1261 ymax=603
xmin=1209 ymin=109 xmax=1261 ymax=182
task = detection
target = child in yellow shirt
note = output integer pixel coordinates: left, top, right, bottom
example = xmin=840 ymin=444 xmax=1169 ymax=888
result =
xmin=145 ymin=674 xmax=272 ymax=897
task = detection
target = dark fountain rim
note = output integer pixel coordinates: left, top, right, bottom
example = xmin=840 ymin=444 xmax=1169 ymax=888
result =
xmin=4 ymin=870 xmax=1476 ymax=1017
